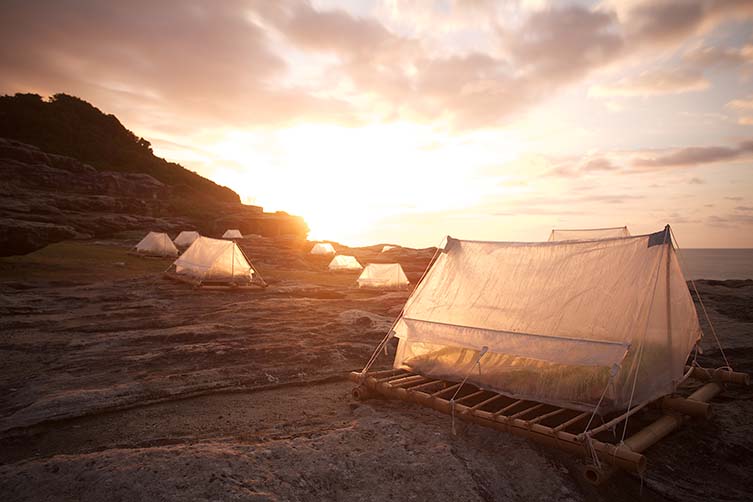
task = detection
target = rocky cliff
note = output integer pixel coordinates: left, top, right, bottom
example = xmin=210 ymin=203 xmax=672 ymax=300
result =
xmin=0 ymin=138 xmax=308 ymax=256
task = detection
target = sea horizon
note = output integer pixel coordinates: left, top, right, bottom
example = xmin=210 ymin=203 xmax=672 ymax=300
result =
xmin=677 ymin=248 xmax=753 ymax=280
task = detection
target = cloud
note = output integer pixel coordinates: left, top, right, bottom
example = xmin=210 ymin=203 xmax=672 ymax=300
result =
xmin=726 ymin=95 xmax=753 ymax=126
xmin=707 ymin=212 xmax=753 ymax=227
xmin=590 ymin=67 xmax=709 ymax=97
xmin=620 ymin=0 xmax=753 ymax=48
xmin=735 ymin=206 xmax=753 ymax=211
xmin=1 ymin=0 xmax=752 ymax=133
xmin=544 ymin=138 xmax=753 ymax=178
xmin=0 ymin=0 xmax=356 ymax=130
xmin=581 ymin=157 xmax=620 ymax=171
xmin=632 ymin=140 xmax=753 ymax=168
xmin=682 ymin=43 xmax=753 ymax=68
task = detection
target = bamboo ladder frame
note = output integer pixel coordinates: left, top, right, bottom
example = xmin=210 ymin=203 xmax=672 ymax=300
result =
xmin=350 ymin=365 xmax=750 ymax=483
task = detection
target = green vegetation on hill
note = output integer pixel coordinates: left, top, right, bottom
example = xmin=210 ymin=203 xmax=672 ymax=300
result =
xmin=0 ymin=93 xmax=240 ymax=205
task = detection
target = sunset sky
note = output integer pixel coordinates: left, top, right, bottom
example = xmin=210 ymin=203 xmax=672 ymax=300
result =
xmin=2 ymin=0 xmax=752 ymax=247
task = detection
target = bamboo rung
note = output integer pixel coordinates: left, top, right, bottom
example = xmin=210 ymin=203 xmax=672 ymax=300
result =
xmin=431 ymin=383 xmax=462 ymax=398
xmin=553 ymin=412 xmax=589 ymax=432
xmin=529 ymin=408 xmax=567 ymax=425
xmin=390 ymin=375 xmax=430 ymax=388
xmin=510 ymin=403 xmax=545 ymax=420
xmin=469 ymin=394 xmax=505 ymax=412
xmin=376 ymin=372 xmax=415 ymax=383
xmin=493 ymin=399 xmax=525 ymax=417
xmin=455 ymin=390 xmax=487 ymax=404
xmin=408 ymin=379 xmax=444 ymax=392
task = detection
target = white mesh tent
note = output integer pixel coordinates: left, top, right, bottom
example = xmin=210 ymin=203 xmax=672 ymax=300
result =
xmin=134 ymin=231 xmax=178 ymax=257
xmin=358 ymin=263 xmax=410 ymax=289
xmin=168 ymin=236 xmax=265 ymax=287
xmin=222 ymin=229 xmax=243 ymax=239
xmin=389 ymin=227 xmax=700 ymax=413
xmin=174 ymin=231 xmax=200 ymax=248
xmin=328 ymin=255 xmax=363 ymax=271
xmin=310 ymin=242 xmax=336 ymax=255
xmin=548 ymin=226 xmax=630 ymax=241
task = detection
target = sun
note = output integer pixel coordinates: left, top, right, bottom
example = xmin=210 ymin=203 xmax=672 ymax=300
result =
xmin=198 ymin=122 xmax=524 ymax=245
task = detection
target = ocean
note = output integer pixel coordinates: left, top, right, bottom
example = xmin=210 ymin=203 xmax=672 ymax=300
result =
xmin=678 ymin=249 xmax=753 ymax=280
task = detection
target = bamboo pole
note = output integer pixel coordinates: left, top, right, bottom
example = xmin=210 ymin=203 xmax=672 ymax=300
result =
xmin=623 ymin=383 xmax=722 ymax=453
xmin=686 ymin=366 xmax=750 ymax=386
xmin=661 ymin=395 xmax=711 ymax=418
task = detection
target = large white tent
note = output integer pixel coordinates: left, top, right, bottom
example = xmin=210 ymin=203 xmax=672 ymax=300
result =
xmin=170 ymin=236 xmax=264 ymax=286
xmin=174 ymin=230 xmax=200 ymax=248
xmin=134 ymin=231 xmax=178 ymax=257
xmin=310 ymin=242 xmax=336 ymax=255
xmin=390 ymin=227 xmax=700 ymax=413
xmin=222 ymin=229 xmax=243 ymax=239
xmin=328 ymin=255 xmax=363 ymax=271
xmin=358 ymin=263 xmax=410 ymax=289
xmin=548 ymin=226 xmax=630 ymax=242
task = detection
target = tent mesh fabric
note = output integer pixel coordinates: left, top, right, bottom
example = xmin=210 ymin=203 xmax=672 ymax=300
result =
xmin=135 ymin=232 xmax=178 ymax=257
xmin=173 ymin=236 xmax=255 ymax=283
xmin=358 ymin=263 xmax=410 ymax=289
xmin=328 ymin=255 xmax=363 ymax=271
xmin=548 ymin=226 xmax=630 ymax=242
xmin=174 ymin=231 xmax=200 ymax=247
xmin=310 ymin=243 xmax=336 ymax=255
xmin=222 ymin=229 xmax=243 ymax=239
xmin=392 ymin=228 xmax=700 ymax=413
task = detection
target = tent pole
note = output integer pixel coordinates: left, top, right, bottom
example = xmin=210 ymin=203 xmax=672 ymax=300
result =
xmin=666 ymin=239 xmax=673 ymax=378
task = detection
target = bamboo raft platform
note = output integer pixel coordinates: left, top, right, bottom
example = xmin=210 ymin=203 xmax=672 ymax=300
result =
xmin=349 ymin=366 xmax=750 ymax=484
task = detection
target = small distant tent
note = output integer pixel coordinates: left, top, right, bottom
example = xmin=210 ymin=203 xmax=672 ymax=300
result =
xmin=133 ymin=231 xmax=178 ymax=257
xmin=381 ymin=245 xmax=397 ymax=253
xmin=310 ymin=242 xmax=336 ymax=255
xmin=390 ymin=227 xmax=700 ymax=413
xmin=174 ymin=231 xmax=200 ymax=248
xmin=165 ymin=236 xmax=266 ymax=288
xmin=222 ymin=229 xmax=243 ymax=239
xmin=357 ymin=263 xmax=410 ymax=289
xmin=328 ymin=255 xmax=363 ymax=271
xmin=548 ymin=226 xmax=630 ymax=242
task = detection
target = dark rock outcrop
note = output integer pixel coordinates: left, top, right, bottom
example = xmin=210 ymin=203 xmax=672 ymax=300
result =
xmin=0 ymin=218 xmax=77 ymax=256
xmin=0 ymin=138 xmax=308 ymax=256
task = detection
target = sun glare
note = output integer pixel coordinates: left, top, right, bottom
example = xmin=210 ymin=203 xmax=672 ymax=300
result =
xmin=204 ymin=123 xmax=523 ymax=245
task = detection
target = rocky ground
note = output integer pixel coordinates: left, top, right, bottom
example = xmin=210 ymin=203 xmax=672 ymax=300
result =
xmin=0 ymin=237 xmax=751 ymax=501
